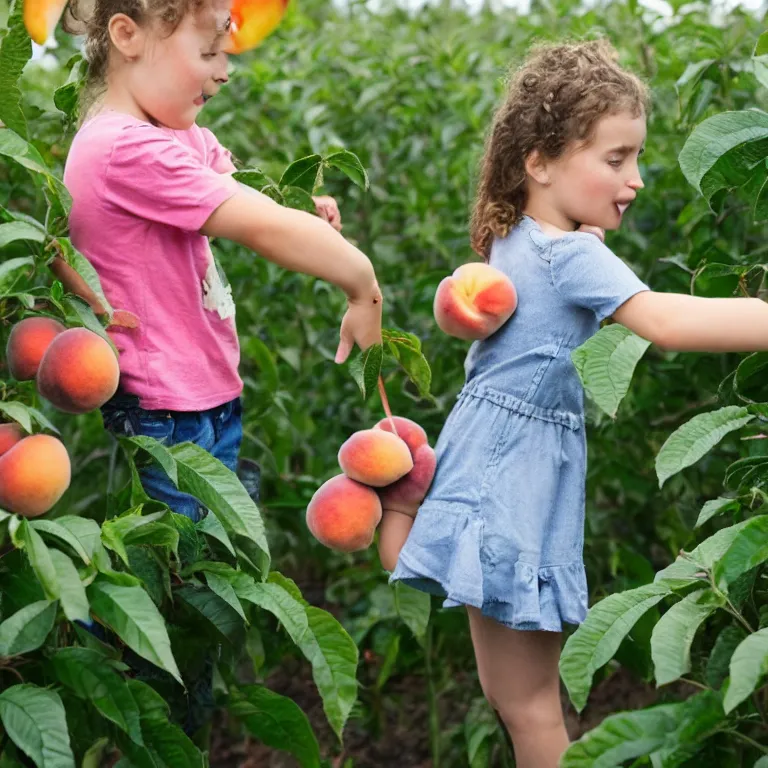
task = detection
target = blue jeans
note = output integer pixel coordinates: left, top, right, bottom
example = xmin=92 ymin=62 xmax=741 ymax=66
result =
xmin=101 ymin=393 xmax=244 ymax=522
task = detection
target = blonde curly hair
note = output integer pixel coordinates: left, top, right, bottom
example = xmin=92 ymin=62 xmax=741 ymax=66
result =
xmin=469 ymin=38 xmax=651 ymax=259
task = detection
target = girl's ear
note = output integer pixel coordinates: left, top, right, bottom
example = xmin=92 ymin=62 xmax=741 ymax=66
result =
xmin=108 ymin=12 xmax=146 ymax=60
xmin=524 ymin=149 xmax=551 ymax=186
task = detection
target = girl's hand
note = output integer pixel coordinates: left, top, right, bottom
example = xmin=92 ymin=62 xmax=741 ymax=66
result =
xmin=335 ymin=284 xmax=384 ymax=363
xmin=313 ymin=195 xmax=342 ymax=232
xmin=577 ymin=224 xmax=605 ymax=242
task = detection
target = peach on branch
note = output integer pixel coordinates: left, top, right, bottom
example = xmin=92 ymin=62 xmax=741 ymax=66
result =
xmin=0 ymin=434 xmax=71 ymax=517
xmin=37 ymin=328 xmax=120 ymax=414
xmin=224 ymin=0 xmax=289 ymax=54
xmin=433 ymin=262 xmax=517 ymax=341
xmin=306 ymin=474 xmax=382 ymax=552
xmin=337 ymin=429 xmax=413 ymax=487
xmin=6 ymin=316 xmax=66 ymax=381
xmin=0 ymin=423 xmax=24 ymax=458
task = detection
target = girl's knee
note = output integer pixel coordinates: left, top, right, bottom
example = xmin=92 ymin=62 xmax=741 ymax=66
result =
xmin=494 ymin=695 xmax=565 ymax=735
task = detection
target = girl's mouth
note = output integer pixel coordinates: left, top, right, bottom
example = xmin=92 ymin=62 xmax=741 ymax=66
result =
xmin=616 ymin=202 xmax=630 ymax=216
xmin=194 ymin=94 xmax=212 ymax=106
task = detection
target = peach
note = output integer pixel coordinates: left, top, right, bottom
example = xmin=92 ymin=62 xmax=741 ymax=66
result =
xmin=338 ymin=429 xmax=413 ymax=487
xmin=5 ymin=316 xmax=66 ymax=381
xmin=224 ymin=0 xmax=289 ymax=54
xmin=37 ymin=328 xmax=120 ymax=415
xmin=0 ymin=434 xmax=71 ymax=517
xmin=306 ymin=474 xmax=382 ymax=552
xmin=0 ymin=423 xmax=25 ymax=458
xmin=374 ymin=416 xmax=428 ymax=455
xmin=434 ymin=262 xmax=517 ymax=341
xmin=23 ymin=0 xmax=67 ymax=44
xmin=378 ymin=444 xmax=436 ymax=514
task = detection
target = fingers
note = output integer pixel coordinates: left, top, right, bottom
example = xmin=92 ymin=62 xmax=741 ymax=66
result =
xmin=578 ymin=224 xmax=605 ymax=242
xmin=335 ymin=323 xmax=354 ymax=363
xmin=313 ymin=195 xmax=343 ymax=232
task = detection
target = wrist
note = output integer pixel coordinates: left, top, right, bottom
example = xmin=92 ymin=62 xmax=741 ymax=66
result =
xmin=345 ymin=263 xmax=380 ymax=304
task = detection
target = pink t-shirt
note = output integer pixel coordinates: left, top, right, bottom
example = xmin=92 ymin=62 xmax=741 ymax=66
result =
xmin=64 ymin=110 xmax=242 ymax=411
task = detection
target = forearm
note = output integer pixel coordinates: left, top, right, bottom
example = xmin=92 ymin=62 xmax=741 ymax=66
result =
xmin=204 ymin=187 xmax=378 ymax=301
xmin=252 ymin=203 xmax=377 ymax=300
xmin=616 ymin=291 xmax=768 ymax=352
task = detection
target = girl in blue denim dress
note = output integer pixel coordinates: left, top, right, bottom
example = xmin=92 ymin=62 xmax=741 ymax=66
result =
xmin=385 ymin=39 xmax=768 ymax=766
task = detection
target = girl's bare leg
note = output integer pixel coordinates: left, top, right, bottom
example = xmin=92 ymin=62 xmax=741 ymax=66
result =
xmin=467 ymin=606 xmax=569 ymax=768
xmin=378 ymin=505 xmax=417 ymax=571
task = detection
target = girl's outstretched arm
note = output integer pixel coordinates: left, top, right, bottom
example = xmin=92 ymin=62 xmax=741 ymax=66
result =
xmin=201 ymin=187 xmax=382 ymax=361
xmin=613 ymin=291 xmax=768 ymax=352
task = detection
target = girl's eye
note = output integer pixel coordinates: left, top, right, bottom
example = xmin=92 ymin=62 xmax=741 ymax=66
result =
xmin=608 ymin=159 xmax=623 ymax=168
xmin=202 ymin=52 xmax=218 ymax=59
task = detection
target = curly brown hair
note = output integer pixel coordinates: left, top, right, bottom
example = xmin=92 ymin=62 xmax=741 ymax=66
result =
xmin=469 ymin=38 xmax=651 ymax=259
xmin=63 ymin=0 xmax=208 ymax=125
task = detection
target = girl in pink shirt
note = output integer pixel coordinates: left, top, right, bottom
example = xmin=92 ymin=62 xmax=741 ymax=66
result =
xmin=59 ymin=0 xmax=382 ymax=531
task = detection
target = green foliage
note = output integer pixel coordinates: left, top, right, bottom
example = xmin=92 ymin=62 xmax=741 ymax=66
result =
xmin=4 ymin=0 xmax=768 ymax=764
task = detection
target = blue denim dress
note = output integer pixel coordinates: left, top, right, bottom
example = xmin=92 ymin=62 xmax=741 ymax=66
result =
xmin=390 ymin=215 xmax=650 ymax=632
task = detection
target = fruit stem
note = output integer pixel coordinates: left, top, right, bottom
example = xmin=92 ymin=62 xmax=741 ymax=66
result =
xmin=378 ymin=376 xmax=398 ymax=436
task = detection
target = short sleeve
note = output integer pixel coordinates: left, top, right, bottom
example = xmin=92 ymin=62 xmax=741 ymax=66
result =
xmin=200 ymin=126 xmax=237 ymax=174
xmin=104 ymin=123 xmax=238 ymax=232
xmin=549 ymin=234 xmax=649 ymax=321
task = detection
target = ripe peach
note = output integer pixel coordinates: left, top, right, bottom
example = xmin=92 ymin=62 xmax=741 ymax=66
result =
xmin=224 ymin=0 xmax=289 ymax=54
xmin=0 ymin=434 xmax=71 ymax=517
xmin=23 ymin=0 xmax=68 ymax=44
xmin=5 ymin=316 xmax=66 ymax=381
xmin=37 ymin=328 xmax=120 ymax=414
xmin=374 ymin=416 xmax=428 ymax=455
xmin=434 ymin=262 xmax=517 ymax=341
xmin=0 ymin=423 xmax=25 ymax=458
xmin=378 ymin=443 xmax=436 ymax=514
xmin=338 ymin=429 xmax=413 ymax=487
xmin=306 ymin=474 xmax=382 ymax=552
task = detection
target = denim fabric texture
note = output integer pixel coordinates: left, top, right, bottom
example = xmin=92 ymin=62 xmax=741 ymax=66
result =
xmin=390 ymin=215 xmax=650 ymax=632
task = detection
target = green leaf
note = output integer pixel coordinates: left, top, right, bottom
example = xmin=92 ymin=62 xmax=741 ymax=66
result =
xmin=52 ymin=516 xmax=103 ymax=563
xmin=279 ymin=154 xmax=323 ymax=193
xmin=0 ymin=255 xmax=34 ymax=286
xmin=53 ymin=56 xmax=87 ymax=121
xmin=102 ymin=508 xmax=179 ymax=566
xmin=571 ymin=325 xmax=651 ymax=419
xmin=176 ymin=585 xmax=246 ymax=644
xmin=62 ymin=297 xmax=117 ymax=353
xmin=0 ymin=0 xmax=31 ymax=138
xmin=464 ymin=697 xmax=499 ymax=768
xmin=204 ymin=571 xmax=248 ymax=622
xmin=723 ymin=627 xmax=768 ymax=713
xmin=678 ymin=109 xmax=768 ymax=205
xmin=348 ymin=343 xmax=383 ymax=400
xmin=0 ymin=401 xmax=33 ymax=432
xmin=87 ymin=578 xmax=183 ymax=685
xmin=233 ymin=167 xmax=272 ymax=191
xmin=48 ymin=549 xmax=90 ymax=624
xmin=282 ymin=185 xmax=318 ymax=213
xmin=30 ymin=519 xmax=91 ymax=564
xmin=713 ymin=514 xmax=768 ymax=591
xmin=0 ymin=684 xmax=75 ymax=768
xmin=325 ymin=150 xmax=369 ymax=190
xmin=695 ymin=497 xmax=740 ymax=528
xmin=197 ymin=511 xmax=236 ymax=557
xmin=127 ymin=436 xmax=179 ymax=484
xmin=393 ymin=582 xmax=430 ymax=644
xmin=0 ymin=600 xmax=56 ymax=656
xmin=13 ymin=519 xmax=60 ymax=601
xmin=0 ymin=221 xmax=45 ymax=248
xmin=655 ymin=406 xmax=754 ymax=487
xmin=51 ymin=647 xmax=144 ymax=745
xmin=754 ymin=32 xmax=768 ymax=90
xmin=706 ymin=625 xmax=747 ymax=690
xmin=650 ymin=589 xmax=724 ymax=686
xmin=228 ymin=685 xmax=321 ymax=768
xmin=560 ymin=583 xmax=671 ymax=712
xmin=655 ymin=519 xmax=754 ymax=587
xmin=383 ymin=329 xmax=432 ymax=399
xmin=169 ymin=442 xmax=269 ymax=572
